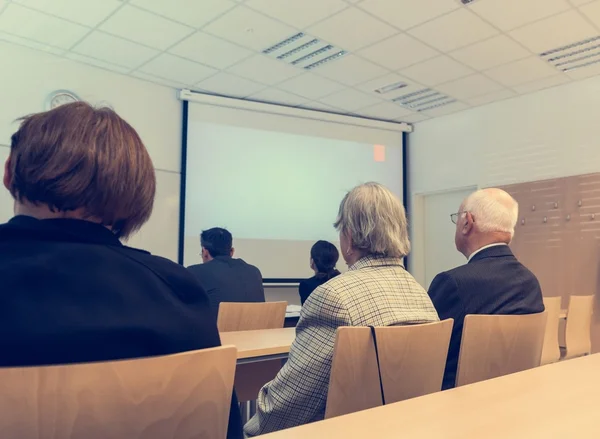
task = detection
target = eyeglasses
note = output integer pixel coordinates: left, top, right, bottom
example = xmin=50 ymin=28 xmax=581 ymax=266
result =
xmin=450 ymin=211 xmax=469 ymax=224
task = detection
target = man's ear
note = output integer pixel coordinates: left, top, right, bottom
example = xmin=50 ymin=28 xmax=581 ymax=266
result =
xmin=3 ymin=157 xmax=11 ymax=192
xmin=230 ymin=247 xmax=235 ymax=257
xmin=462 ymin=211 xmax=475 ymax=235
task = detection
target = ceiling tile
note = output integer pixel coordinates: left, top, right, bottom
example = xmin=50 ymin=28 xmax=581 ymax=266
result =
xmin=139 ymin=53 xmax=218 ymax=85
xmin=131 ymin=71 xmax=189 ymax=89
xmin=435 ymin=74 xmax=504 ymax=100
xmin=450 ymin=35 xmax=531 ymax=71
xmin=245 ymin=0 xmax=347 ymax=28
xmin=408 ymin=8 xmax=498 ymax=52
xmin=580 ymin=1 xmax=600 ymax=28
xmin=358 ymin=0 xmax=459 ymax=30
xmin=313 ymin=54 xmax=388 ymax=86
xmin=65 ymin=53 xmax=130 ymax=74
xmin=355 ymin=73 xmax=421 ymax=99
xmin=195 ymin=72 xmax=266 ymax=98
xmin=570 ymin=0 xmax=595 ymax=4
xmin=307 ymin=7 xmax=397 ymax=51
xmin=469 ymin=0 xmax=571 ymax=31
xmin=512 ymin=74 xmax=571 ymax=94
xmin=299 ymin=101 xmax=347 ymax=114
xmin=485 ymin=57 xmax=559 ymax=87
xmin=169 ymin=31 xmax=253 ymax=69
xmin=203 ymin=6 xmax=296 ymax=51
xmin=248 ymin=88 xmax=309 ymax=107
xmin=355 ymin=101 xmax=413 ymax=120
xmin=130 ymin=0 xmax=236 ymax=28
xmin=399 ymin=55 xmax=473 ymax=86
xmin=318 ymin=87 xmax=381 ymax=111
xmin=227 ymin=54 xmax=302 ymax=85
xmin=358 ymin=33 xmax=439 ymax=71
xmin=509 ymin=11 xmax=598 ymax=54
xmin=421 ymin=101 xmax=469 ymax=117
xmin=13 ymin=0 xmax=122 ymax=27
xmin=397 ymin=112 xmax=430 ymax=124
xmin=277 ymin=73 xmax=346 ymax=99
xmin=72 ymin=31 xmax=159 ymax=69
xmin=0 ymin=30 xmax=64 ymax=55
xmin=0 ymin=4 xmax=88 ymax=49
xmin=100 ymin=5 xmax=193 ymax=50
xmin=465 ymin=88 xmax=517 ymax=107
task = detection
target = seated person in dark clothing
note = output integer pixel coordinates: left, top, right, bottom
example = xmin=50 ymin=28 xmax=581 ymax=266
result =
xmin=299 ymin=240 xmax=341 ymax=305
xmin=0 ymin=102 xmax=242 ymax=438
xmin=428 ymin=188 xmax=544 ymax=390
xmin=187 ymin=228 xmax=265 ymax=318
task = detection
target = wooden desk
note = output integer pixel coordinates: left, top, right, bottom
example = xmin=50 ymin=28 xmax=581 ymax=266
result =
xmin=263 ymin=354 xmax=600 ymax=438
xmin=221 ymin=328 xmax=296 ymax=365
xmin=560 ymin=309 xmax=567 ymax=319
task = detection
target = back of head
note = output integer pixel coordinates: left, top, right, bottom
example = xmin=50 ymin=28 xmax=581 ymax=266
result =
xmin=310 ymin=240 xmax=340 ymax=277
xmin=7 ymin=102 xmax=156 ymax=238
xmin=200 ymin=228 xmax=233 ymax=258
xmin=334 ymin=182 xmax=410 ymax=258
xmin=463 ymin=188 xmax=519 ymax=238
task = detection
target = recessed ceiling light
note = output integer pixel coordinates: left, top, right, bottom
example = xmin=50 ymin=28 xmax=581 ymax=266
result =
xmin=277 ymin=39 xmax=320 ymax=60
xmin=292 ymin=45 xmax=333 ymax=65
xmin=374 ymin=81 xmax=408 ymax=94
xmin=304 ymin=51 xmax=347 ymax=70
xmin=263 ymin=33 xmax=305 ymax=54
xmin=540 ymin=35 xmax=600 ymax=73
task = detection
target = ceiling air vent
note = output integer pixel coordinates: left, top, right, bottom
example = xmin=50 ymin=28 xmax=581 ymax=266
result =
xmin=374 ymin=81 xmax=408 ymax=95
xmin=263 ymin=33 xmax=347 ymax=70
xmin=540 ymin=36 xmax=600 ymax=72
xmin=392 ymin=88 xmax=456 ymax=112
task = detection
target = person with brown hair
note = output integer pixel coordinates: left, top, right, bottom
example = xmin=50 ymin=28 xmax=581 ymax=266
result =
xmin=0 ymin=102 xmax=242 ymax=438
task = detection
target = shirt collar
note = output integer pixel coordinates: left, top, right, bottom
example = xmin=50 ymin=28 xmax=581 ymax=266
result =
xmin=349 ymin=255 xmax=405 ymax=271
xmin=467 ymin=243 xmax=508 ymax=262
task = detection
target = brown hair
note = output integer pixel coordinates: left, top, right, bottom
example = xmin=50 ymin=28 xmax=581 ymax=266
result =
xmin=8 ymin=102 xmax=156 ymax=238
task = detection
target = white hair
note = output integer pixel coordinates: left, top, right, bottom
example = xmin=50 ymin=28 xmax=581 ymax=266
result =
xmin=462 ymin=188 xmax=519 ymax=237
xmin=334 ymin=182 xmax=410 ymax=258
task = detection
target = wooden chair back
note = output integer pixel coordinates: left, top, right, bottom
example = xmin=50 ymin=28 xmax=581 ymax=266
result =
xmin=564 ymin=295 xmax=595 ymax=360
xmin=374 ymin=319 xmax=454 ymax=403
xmin=456 ymin=312 xmax=547 ymax=387
xmin=540 ymin=296 xmax=562 ymax=365
xmin=217 ymin=301 xmax=287 ymax=332
xmin=325 ymin=327 xmax=382 ymax=419
xmin=0 ymin=346 xmax=237 ymax=439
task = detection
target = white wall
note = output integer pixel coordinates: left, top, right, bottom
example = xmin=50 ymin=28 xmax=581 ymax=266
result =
xmin=408 ymin=74 xmax=600 ymax=281
xmin=0 ymin=42 xmax=181 ymax=260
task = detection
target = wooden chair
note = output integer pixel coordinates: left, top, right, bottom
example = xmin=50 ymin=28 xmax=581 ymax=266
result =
xmin=540 ymin=296 xmax=562 ymax=365
xmin=0 ymin=346 xmax=237 ymax=439
xmin=456 ymin=312 xmax=547 ymax=387
xmin=217 ymin=301 xmax=287 ymax=332
xmin=563 ymin=295 xmax=595 ymax=360
xmin=218 ymin=302 xmax=288 ymax=404
xmin=325 ymin=320 xmax=454 ymax=419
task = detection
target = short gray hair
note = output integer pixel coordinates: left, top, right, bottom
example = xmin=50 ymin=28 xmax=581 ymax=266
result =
xmin=463 ymin=188 xmax=519 ymax=237
xmin=334 ymin=182 xmax=410 ymax=258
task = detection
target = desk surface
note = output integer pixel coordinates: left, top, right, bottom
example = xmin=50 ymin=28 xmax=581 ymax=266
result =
xmin=220 ymin=327 xmax=296 ymax=360
xmin=263 ymin=353 xmax=600 ymax=438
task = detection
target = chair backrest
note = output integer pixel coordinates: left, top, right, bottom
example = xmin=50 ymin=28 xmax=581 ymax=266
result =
xmin=374 ymin=319 xmax=454 ymax=404
xmin=325 ymin=320 xmax=453 ymax=418
xmin=564 ymin=295 xmax=595 ymax=360
xmin=456 ymin=312 xmax=547 ymax=387
xmin=325 ymin=327 xmax=382 ymax=419
xmin=0 ymin=346 xmax=237 ymax=439
xmin=217 ymin=301 xmax=287 ymax=332
xmin=540 ymin=296 xmax=562 ymax=365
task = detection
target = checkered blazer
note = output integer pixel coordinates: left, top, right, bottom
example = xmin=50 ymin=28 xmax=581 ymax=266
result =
xmin=244 ymin=256 xmax=439 ymax=436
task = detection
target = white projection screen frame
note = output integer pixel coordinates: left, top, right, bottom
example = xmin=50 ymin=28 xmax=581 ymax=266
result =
xmin=179 ymin=90 xmax=410 ymax=283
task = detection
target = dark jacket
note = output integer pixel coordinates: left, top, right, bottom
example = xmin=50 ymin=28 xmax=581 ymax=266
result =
xmin=0 ymin=215 xmax=242 ymax=438
xmin=298 ymin=272 xmax=341 ymax=305
xmin=427 ymin=245 xmax=544 ymax=390
xmin=188 ymin=256 xmax=265 ymax=319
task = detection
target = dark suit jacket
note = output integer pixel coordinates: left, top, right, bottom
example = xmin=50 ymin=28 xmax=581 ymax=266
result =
xmin=0 ymin=215 xmax=242 ymax=438
xmin=187 ymin=256 xmax=265 ymax=319
xmin=428 ymin=245 xmax=544 ymax=390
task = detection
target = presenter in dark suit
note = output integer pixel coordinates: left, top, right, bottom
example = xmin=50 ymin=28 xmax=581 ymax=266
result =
xmin=299 ymin=240 xmax=341 ymax=305
xmin=188 ymin=228 xmax=265 ymax=318
xmin=0 ymin=103 xmax=242 ymax=438
xmin=428 ymin=188 xmax=544 ymax=390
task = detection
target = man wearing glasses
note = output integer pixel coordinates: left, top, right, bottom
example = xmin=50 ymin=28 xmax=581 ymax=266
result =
xmin=428 ymin=188 xmax=544 ymax=390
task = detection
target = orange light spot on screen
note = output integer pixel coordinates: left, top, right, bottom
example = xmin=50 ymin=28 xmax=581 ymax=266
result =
xmin=374 ymin=144 xmax=386 ymax=162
